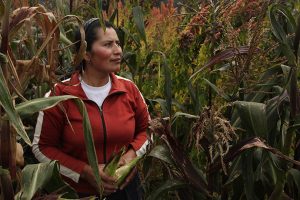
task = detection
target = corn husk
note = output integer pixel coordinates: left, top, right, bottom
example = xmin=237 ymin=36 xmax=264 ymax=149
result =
xmin=115 ymin=156 xmax=141 ymax=185
xmin=104 ymin=147 xmax=126 ymax=176
xmin=104 ymin=147 xmax=142 ymax=186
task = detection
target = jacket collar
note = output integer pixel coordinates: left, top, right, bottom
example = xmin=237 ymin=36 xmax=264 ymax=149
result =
xmin=62 ymin=71 xmax=127 ymax=99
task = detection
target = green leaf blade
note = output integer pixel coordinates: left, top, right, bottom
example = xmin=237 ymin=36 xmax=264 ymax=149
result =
xmin=132 ymin=6 xmax=147 ymax=44
xmin=0 ymin=65 xmax=31 ymax=145
xmin=234 ymin=101 xmax=268 ymax=137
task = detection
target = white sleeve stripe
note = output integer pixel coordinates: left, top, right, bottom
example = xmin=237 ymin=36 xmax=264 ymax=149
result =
xmin=114 ymin=76 xmax=153 ymax=155
xmin=133 ymin=84 xmax=151 ymax=121
xmin=136 ymin=132 xmax=154 ymax=157
xmin=32 ymin=91 xmax=80 ymax=183
xmin=136 ymin=139 xmax=149 ymax=157
xmin=133 ymin=83 xmax=152 ymax=156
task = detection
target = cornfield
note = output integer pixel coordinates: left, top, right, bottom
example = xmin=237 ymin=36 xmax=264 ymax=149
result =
xmin=1 ymin=0 xmax=300 ymax=199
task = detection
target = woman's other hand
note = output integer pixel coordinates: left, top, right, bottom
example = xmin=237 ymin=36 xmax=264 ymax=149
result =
xmin=80 ymin=164 xmax=118 ymax=196
xmin=98 ymin=164 xmax=119 ymax=195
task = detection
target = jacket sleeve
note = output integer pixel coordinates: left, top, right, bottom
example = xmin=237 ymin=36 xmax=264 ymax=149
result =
xmin=32 ymin=90 xmax=86 ymax=183
xmin=129 ymin=85 xmax=152 ymax=157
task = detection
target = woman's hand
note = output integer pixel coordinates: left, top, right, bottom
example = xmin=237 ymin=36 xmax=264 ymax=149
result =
xmin=80 ymin=164 xmax=118 ymax=196
xmin=118 ymin=147 xmax=138 ymax=190
xmin=98 ymin=164 xmax=119 ymax=195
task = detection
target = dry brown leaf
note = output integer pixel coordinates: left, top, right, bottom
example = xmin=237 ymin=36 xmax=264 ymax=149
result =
xmin=210 ymin=137 xmax=300 ymax=172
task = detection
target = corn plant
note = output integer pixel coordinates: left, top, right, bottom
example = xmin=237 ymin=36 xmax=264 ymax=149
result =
xmin=141 ymin=1 xmax=300 ymax=199
xmin=0 ymin=0 xmax=110 ymax=199
xmin=2 ymin=0 xmax=300 ymax=199
xmin=104 ymin=147 xmax=143 ymax=186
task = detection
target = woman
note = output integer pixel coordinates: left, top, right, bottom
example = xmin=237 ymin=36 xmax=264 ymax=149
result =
xmin=32 ymin=18 xmax=150 ymax=199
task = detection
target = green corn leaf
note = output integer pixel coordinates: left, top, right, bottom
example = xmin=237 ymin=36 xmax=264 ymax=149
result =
xmin=148 ymin=144 xmax=174 ymax=165
xmin=0 ymin=62 xmax=101 ymax=194
xmin=171 ymin=112 xmax=199 ymax=125
xmin=162 ymin=56 xmax=172 ymax=117
xmin=59 ymin=32 xmax=72 ymax=45
xmin=268 ymin=8 xmax=285 ymax=42
xmin=96 ymin=0 xmax=103 ymax=16
xmin=109 ymin=8 xmax=118 ymax=23
xmin=0 ymin=63 xmax=31 ymax=146
xmin=146 ymin=179 xmax=187 ymax=200
xmin=2 ymin=95 xmax=78 ymax=120
xmin=203 ymin=78 xmax=231 ymax=101
xmin=224 ymin=156 xmax=242 ymax=186
xmin=234 ymin=101 xmax=268 ymax=137
xmin=294 ymin=15 xmax=300 ymax=58
xmin=145 ymin=52 xmax=154 ymax=66
xmin=132 ymin=6 xmax=147 ymax=44
xmin=95 ymin=0 xmax=106 ymax=32
xmin=280 ymin=43 xmax=296 ymax=65
xmin=14 ymin=161 xmax=78 ymax=200
xmin=242 ymin=151 xmax=259 ymax=200
xmin=268 ymin=4 xmax=298 ymax=66
xmin=148 ymin=98 xmax=169 ymax=118
xmin=8 ymin=93 xmax=102 ymax=196
xmin=151 ymin=51 xmax=171 ymax=117
xmin=287 ymin=168 xmax=300 ymax=192
xmin=74 ymin=99 xmax=102 ymax=195
xmin=244 ymin=66 xmax=281 ymax=102
xmin=123 ymin=51 xmax=138 ymax=74
xmin=121 ymin=27 xmax=141 ymax=47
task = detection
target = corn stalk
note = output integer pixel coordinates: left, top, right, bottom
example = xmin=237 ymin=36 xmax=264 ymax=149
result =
xmin=0 ymin=0 xmax=15 ymax=199
xmin=0 ymin=1 xmax=110 ymax=198
xmin=268 ymin=4 xmax=300 ymax=199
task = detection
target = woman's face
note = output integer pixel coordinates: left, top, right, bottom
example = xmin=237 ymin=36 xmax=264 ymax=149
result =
xmin=86 ymin=27 xmax=122 ymax=73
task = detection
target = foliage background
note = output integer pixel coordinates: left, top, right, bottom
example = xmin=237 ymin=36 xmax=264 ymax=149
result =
xmin=2 ymin=0 xmax=300 ymax=199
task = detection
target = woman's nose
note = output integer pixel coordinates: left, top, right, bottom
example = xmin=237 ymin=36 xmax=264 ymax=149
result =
xmin=113 ymin=43 xmax=122 ymax=54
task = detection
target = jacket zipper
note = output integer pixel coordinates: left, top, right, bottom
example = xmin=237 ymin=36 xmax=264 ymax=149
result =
xmin=98 ymin=106 xmax=107 ymax=163
xmin=88 ymin=91 xmax=123 ymax=164
xmin=88 ymin=100 xmax=108 ymax=164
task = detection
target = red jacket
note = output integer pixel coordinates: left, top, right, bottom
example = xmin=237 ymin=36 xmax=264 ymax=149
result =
xmin=32 ymin=71 xmax=150 ymax=194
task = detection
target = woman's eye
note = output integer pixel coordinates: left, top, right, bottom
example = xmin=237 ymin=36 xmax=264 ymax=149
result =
xmin=103 ymin=41 xmax=121 ymax=47
xmin=104 ymin=43 xmax=112 ymax=47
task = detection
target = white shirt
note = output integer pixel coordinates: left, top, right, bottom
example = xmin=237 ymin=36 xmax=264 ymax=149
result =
xmin=80 ymin=76 xmax=112 ymax=107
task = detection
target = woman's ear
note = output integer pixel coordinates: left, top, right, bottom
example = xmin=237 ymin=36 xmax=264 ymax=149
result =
xmin=83 ymin=51 xmax=91 ymax=63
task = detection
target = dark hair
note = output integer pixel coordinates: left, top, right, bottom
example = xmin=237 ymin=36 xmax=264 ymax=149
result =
xmin=74 ymin=19 xmax=115 ymax=70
